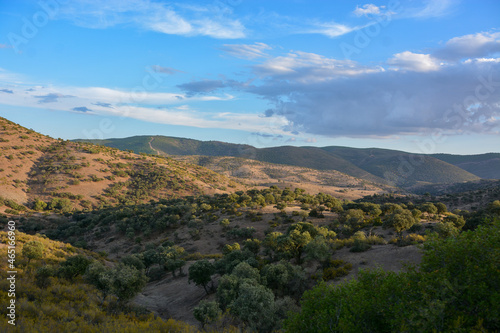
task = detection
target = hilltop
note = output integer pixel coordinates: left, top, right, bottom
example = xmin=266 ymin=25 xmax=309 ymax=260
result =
xmin=81 ymin=135 xmax=484 ymax=190
xmin=0 ymin=117 xmax=241 ymax=213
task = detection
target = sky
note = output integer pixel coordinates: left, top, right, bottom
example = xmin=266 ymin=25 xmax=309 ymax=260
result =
xmin=0 ymin=0 xmax=499 ymax=155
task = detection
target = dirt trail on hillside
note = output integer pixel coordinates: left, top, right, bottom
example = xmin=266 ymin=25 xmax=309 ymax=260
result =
xmin=148 ymin=137 xmax=162 ymax=156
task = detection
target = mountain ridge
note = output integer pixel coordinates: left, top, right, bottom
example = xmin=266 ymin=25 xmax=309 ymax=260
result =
xmin=79 ymin=135 xmax=488 ymax=189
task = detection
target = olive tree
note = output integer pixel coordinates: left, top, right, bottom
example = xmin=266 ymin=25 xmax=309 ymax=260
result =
xmin=188 ymin=259 xmax=215 ymax=295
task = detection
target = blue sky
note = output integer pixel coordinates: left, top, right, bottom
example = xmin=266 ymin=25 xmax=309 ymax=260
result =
xmin=0 ymin=0 xmax=499 ymax=154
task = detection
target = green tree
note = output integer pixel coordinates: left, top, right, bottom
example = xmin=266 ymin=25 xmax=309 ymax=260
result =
xmin=231 ymin=281 xmax=276 ymax=332
xmin=22 ymin=240 xmax=44 ymax=265
xmin=385 ymin=209 xmax=416 ymax=235
xmin=33 ymin=198 xmax=47 ymax=211
xmin=261 ymin=260 xmax=305 ymax=298
xmin=341 ymin=209 xmax=365 ymax=229
xmin=193 ymin=300 xmax=221 ymax=328
xmin=58 ymin=254 xmax=93 ymax=280
xmin=188 ymin=259 xmax=215 ymax=295
xmin=110 ymin=263 xmax=148 ymax=305
xmin=243 ymin=238 xmax=261 ymax=255
xmin=435 ymin=221 xmax=460 ymax=238
xmin=285 ymin=218 xmax=500 ymax=332
xmin=420 ymin=202 xmax=438 ymax=215
xmin=85 ymin=262 xmax=114 ymax=305
xmin=435 ymin=202 xmax=447 ymax=214
xmin=304 ymin=236 xmax=331 ymax=265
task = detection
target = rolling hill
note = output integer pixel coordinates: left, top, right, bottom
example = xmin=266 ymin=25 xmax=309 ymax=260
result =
xmin=0 ymin=117 xmax=241 ymax=212
xmin=81 ymin=135 xmax=484 ymax=189
xmin=431 ymin=153 xmax=500 ymax=179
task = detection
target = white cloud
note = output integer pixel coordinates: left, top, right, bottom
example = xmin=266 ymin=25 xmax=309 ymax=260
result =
xmin=253 ymin=51 xmax=384 ymax=83
xmin=409 ymin=0 xmax=456 ymax=18
xmin=463 ymin=57 xmax=500 ymax=64
xmin=0 ymin=81 xmax=289 ymax=135
xmin=57 ymin=0 xmax=246 ymax=39
xmin=353 ymin=4 xmax=382 ymax=17
xmin=434 ymin=32 xmax=500 ymax=61
xmin=306 ymin=21 xmax=371 ymax=38
xmin=221 ymin=42 xmax=272 ymax=60
xmin=388 ymin=51 xmax=441 ymax=72
xmin=247 ymin=46 xmax=500 ymax=138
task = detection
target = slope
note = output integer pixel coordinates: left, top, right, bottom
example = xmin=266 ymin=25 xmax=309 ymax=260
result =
xmin=0 ymin=117 xmax=241 ymax=212
xmin=84 ymin=136 xmax=386 ymax=184
xmin=431 ymin=153 xmax=500 ymax=179
xmin=82 ymin=135 xmax=482 ymax=189
xmin=321 ymin=146 xmax=480 ymax=188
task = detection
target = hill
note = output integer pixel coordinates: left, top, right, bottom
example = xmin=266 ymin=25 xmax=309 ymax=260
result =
xmin=81 ymin=135 xmax=482 ymax=190
xmin=177 ymin=155 xmax=387 ymax=200
xmin=431 ymin=153 xmax=500 ymax=179
xmin=0 ymin=117 xmax=241 ymax=213
xmin=321 ymin=146 xmax=480 ymax=188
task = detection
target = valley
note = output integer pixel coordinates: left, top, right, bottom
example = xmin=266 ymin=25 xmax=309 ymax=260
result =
xmin=1 ymin=116 xmax=499 ymax=332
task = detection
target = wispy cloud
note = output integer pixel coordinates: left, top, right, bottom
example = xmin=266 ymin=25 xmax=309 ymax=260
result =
xmin=151 ymin=65 xmax=184 ymax=75
xmin=92 ymin=102 xmax=114 ymax=108
xmin=221 ymin=42 xmax=272 ymax=60
xmin=34 ymin=93 xmax=74 ymax=104
xmin=72 ymin=106 xmax=92 ymax=113
xmin=0 ymin=89 xmax=13 ymax=94
xmin=405 ymin=0 xmax=457 ymax=19
xmin=177 ymin=80 xmax=227 ymax=97
xmin=304 ymin=21 xmax=372 ymax=38
xmin=0 ymin=82 xmax=276 ymax=134
xmin=56 ymin=0 xmax=246 ymax=39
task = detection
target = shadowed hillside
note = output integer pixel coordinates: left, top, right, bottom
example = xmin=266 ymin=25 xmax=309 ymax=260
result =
xmin=80 ymin=135 xmax=484 ymax=190
xmin=431 ymin=153 xmax=500 ymax=179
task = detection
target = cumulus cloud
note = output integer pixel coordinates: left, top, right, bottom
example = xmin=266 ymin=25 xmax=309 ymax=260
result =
xmin=240 ymin=34 xmax=500 ymax=138
xmin=253 ymin=51 xmax=384 ymax=83
xmin=221 ymin=42 xmax=272 ymax=60
xmin=250 ymin=60 xmax=500 ymax=137
xmin=34 ymin=93 xmax=74 ymax=104
xmin=434 ymin=32 xmax=500 ymax=61
xmin=353 ymin=4 xmax=382 ymax=17
xmin=388 ymin=51 xmax=441 ymax=72
xmin=151 ymin=65 xmax=184 ymax=75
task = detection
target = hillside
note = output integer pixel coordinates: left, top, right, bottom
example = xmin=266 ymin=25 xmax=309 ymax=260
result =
xmin=177 ymin=155 xmax=387 ymax=200
xmin=0 ymin=117 xmax=241 ymax=213
xmin=82 ymin=135 xmax=483 ymax=190
xmin=321 ymin=146 xmax=480 ymax=188
xmin=431 ymin=153 xmax=500 ymax=179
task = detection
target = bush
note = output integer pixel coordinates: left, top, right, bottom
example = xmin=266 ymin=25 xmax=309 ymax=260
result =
xmin=349 ymin=239 xmax=371 ymax=252
xmin=285 ymin=218 xmax=500 ymax=332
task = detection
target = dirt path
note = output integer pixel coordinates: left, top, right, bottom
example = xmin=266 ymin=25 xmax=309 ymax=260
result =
xmin=148 ymin=136 xmax=162 ymax=156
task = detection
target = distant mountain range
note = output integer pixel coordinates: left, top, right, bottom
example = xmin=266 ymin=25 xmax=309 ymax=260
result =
xmin=78 ymin=135 xmax=499 ymax=189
